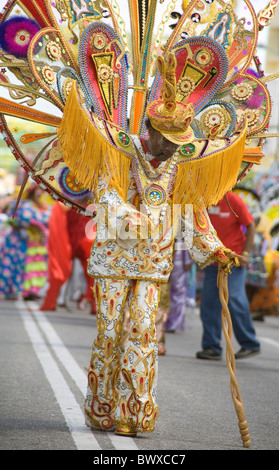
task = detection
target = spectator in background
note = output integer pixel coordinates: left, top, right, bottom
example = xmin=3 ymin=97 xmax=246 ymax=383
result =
xmin=196 ymin=191 xmax=261 ymax=361
xmin=0 ymin=184 xmax=49 ymax=300
xmin=245 ymin=215 xmax=269 ymax=308
xmin=22 ymin=185 xmax=50 ymax=300
xmin=156 ymin=243 xmax=196 ymax=356
xmin=249 ymin=217 xmax=279 ymax=318
xmin=165 ymin=244 xmax=195 ymax=334
xmin=40 ymin=202 xmax=96 ymax=313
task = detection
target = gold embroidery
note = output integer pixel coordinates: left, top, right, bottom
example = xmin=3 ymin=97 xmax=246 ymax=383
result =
xmin=137 ymin=241 xmax=159 ymax=273
xmin=145 ymin=283 xmax=157 ymax=308
xmin=104 ymin=337 xmax=114 ymax=360
xmin=136 ymin=371 xmax=147 ymax=397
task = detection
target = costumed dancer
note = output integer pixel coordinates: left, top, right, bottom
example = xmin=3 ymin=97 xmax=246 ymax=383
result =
xmin=75 ymin=63 xmax=241 ymax=436
xmin=1 ymin=0 xmax=279 ymax=447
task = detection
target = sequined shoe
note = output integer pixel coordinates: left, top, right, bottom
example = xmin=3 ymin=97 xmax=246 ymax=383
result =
xmin=115 ymin=423 xmax=137 ymax=437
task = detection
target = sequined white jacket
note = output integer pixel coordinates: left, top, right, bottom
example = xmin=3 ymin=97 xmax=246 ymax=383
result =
xmin=87 ymin=161 xmax=227 ymax=283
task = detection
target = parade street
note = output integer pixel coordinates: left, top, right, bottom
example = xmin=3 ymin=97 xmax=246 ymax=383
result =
xmin=1 ymin=298 xmax=279 ymax=453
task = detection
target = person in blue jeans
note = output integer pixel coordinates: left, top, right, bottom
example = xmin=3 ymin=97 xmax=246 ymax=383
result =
xmin=196 ymin=192 xmax=261 ymax=360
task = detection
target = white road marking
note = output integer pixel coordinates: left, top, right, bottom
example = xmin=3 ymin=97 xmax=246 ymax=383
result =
xmin=20 ymin=301 xmax=139 ymax=450
xmin=259 ymin=336 xmax=279 ymax=349
xmin=27 ymin=302 xmax=88 ymax=393
xmin=16 ymin=300 xmax=101 ymax=450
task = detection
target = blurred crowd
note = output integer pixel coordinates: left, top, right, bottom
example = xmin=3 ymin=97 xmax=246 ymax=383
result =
xmin=0 ymin=175 xmax=96 ymax=314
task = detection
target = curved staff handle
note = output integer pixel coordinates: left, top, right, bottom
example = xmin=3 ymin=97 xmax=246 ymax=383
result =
xmin=217 ymin=267 xmax=251 ymax=448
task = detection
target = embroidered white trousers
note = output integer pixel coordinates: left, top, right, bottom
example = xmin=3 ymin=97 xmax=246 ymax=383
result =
xmin=84 ymin=278 xmax=160 ymax=433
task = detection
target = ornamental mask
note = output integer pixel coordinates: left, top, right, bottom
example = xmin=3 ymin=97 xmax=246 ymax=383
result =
xmin=146 ymin=52 xmax=194 ymax=145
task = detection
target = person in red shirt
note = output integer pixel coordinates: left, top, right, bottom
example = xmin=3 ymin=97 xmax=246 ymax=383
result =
xmin=40 ymin=203 xmax=96 ymax=313
xmin=196 ymin=191 xmax=261 ymax=360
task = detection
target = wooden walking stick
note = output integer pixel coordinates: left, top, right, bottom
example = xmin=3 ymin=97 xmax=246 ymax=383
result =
xmin=217 ymin=264 xmax=251 ymax=448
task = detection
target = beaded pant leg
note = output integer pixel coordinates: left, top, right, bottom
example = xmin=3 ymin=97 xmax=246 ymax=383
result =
xmin=114 ymin=280 xmax=160 ymax=433
xmin=84 ymin=278 xmax=129 ymax=431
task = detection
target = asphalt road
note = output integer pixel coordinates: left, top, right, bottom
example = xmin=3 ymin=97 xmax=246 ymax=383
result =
xmin=1 ymin=298 xmax=279 ymax=456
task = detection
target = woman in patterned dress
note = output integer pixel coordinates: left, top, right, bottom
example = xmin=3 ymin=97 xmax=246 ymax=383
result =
xmin=0 ymin=185 xmax=49 ymax=300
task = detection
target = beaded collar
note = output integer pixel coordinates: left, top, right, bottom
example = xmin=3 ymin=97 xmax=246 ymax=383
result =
xmin=131 ymin=135 xmax=179 ymax=224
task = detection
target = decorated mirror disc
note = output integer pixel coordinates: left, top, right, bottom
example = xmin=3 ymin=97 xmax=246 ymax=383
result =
xmin=117 ymin=131 xmax=130 ymax=147
xmin=180 ymin=143 xmax=196 ymax=156
xmin=144 ymin=184 xmax=166 ymax=207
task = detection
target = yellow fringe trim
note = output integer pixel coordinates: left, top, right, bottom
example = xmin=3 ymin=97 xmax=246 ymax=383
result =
xmin=57 ymin=81 xmax=247 ymax=209
xmin=173 ymin=123 xmax=247 ymax=208
xmin=56 ymin=81 xmax=131 ymax=202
